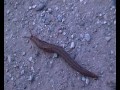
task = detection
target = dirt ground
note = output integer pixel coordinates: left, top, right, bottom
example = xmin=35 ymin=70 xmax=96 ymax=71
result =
xmin=4 ymin=0 xmax=116 ymax=90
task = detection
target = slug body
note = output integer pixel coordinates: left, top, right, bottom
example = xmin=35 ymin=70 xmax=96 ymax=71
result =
xmin=29 ymin=35 xmax=98 ymax=79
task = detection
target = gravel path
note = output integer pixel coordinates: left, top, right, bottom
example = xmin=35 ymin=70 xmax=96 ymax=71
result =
xmin=4 ymin=0 xmax=116 ymax=90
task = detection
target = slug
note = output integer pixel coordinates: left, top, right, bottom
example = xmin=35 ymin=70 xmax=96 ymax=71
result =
xmin=24 ymin=32 xmax=98 ymax=79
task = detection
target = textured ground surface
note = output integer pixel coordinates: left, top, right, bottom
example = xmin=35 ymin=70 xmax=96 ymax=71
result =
xmin=4 ymin=0 xmax=116 ymax=90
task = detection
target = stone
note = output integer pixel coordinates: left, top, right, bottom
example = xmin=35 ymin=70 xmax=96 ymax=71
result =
xmin=105 ymin=36 xmax=111 ymax=42
xmin=84 ymin=33 xmax=91 ymax=41
xmin=70 ymin=42 xmax=75 ymax=49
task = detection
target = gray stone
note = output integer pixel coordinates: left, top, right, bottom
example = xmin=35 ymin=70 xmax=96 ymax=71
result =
xmin=21 ymin=70 xmax=25 ymax=75
xmin=7 ymin=55 xmax=11 ymax=63
xmin=70 ymin=42 xmax=75 ymax=49
xmin=84 ymin=33 xmax=91 ymax=41
xmin=53 ymin=53 xmax=58 ymax=58
xmin=28 ymin=75 xmax=33 ymax=81
xmin=22 ymin=52 xmax=26 ymax=56
xmin=81 ymin=76 xmax=86 ymax=81
xmin=29 ymin=57 xmax=33 ymax=62
xmin=32 ymin=5 xmax=37 ymax=9
xmin=105 ymin=36 xmax=111 ymax=41
xmin=85 ymin=78 xmax=90 ymax=85
xmin=7 ymin=10 xmax=10 ymax=14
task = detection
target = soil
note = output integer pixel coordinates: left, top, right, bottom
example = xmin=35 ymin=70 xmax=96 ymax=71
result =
xmin=4 ymin=0 xmax=116 ymax=90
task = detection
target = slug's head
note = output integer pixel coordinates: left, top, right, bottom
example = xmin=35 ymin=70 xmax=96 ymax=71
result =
xmin=23 ymin=30 xmax=45 ymax=47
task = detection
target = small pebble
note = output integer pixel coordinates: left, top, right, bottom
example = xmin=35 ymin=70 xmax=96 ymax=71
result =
xmin=21 ymin=70 xmax=25 ymax=75
xmin=22 ymin=52 xmax=26 ymax=56
xmin=47 ymin=8 xmax=52 ymax=14
xmin=84 ymin=33 xmax=91 ymax=41
xmin=70 ymin=42 xmax=75 ymax=49
xmin=105 ymin=36 xmax=111 ymax=42
xmin=38 ymin=82 xmax=41 ymax=85
xmin=99 ymin=13 xmax=102 ymax=17
xmin=6 ymin=69 xmax=9 ymax=72
xmin=81 ymin=76 xmax=86 ymax=81
xmin=100 ymin=70 xmax=104 ymax=75
xmin=110 ymin=50 xmax=114 ymax=54
xmin=31 ymin=66 xmax=35 ymax=72
xmin=58 ymin=30 xmax=63 ymax=34
xmin=6 ymin=10 xmax=10 ymax=14
xmin=32 ymin=22 xmax=35 ymax=25
xmin=29 ymin=57 xmax=34 ymax=63
xmin=85 ymin=78 xmax=89 ymax=85
xmin=47 ymin=61 xmax=53 ymax=68
xmin=29 ymin=57 xmax=32 ymax=61
xmin=108 ymin=33 xmax=111 ymax=36
xmin=7 ymin=72 xmax=12 ymax=77
xmin=13 ymin=53 xmax=17 ymax=56
xmin=50 ymin=60 xmax=53 ymax=65
xmin=13 ymin=64 xmax=19 ymax=68
xmin=114 ymin=20 xmax=116 ymax=25
xmin=53 ymin=53 xmax=58 ymax=58
xmin=55 ymin=6 xmax=59 ymax=11
xmin=36 ymin=3 xmax=46 ymax=11
xmin=26 ymin=40 xmax=29 ymax=43
xmin=28 ymin=75 xmax=33 ymax=81
xmin=7 ymin=55 xmax=11 ymax=63
xmin=83 ymin=1 xmax=87 ymax=4
xmin=32 ymin=5 xmax=37 ymax=9
xmin=11 ymin=77 xmax=14 ymax=80
xmin=28 ymin=6 xmax=32 ymax=10
xmin=103 ymin=21 xmax=107 ymax=24
xmin=63 ymin=32 xmax=66 ymax=35
xmin=80 ymin=0 xmax=83 ymax=2
xmin=71 ymin=34 xmax=74 ymax=39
